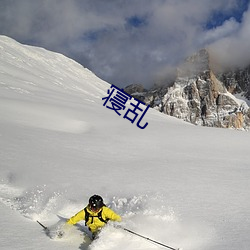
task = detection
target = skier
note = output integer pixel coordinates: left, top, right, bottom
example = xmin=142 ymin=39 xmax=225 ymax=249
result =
xmin=66 ymin=194 xmax=121 ymax=239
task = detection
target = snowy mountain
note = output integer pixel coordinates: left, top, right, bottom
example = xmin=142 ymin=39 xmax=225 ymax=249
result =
xmin=217 ymin=65 xmax=250 ymax=100
xmin=126 ymin=49 xmax=250 ymax=130
xmin=0 ymin=36 xmax=250 ymax=250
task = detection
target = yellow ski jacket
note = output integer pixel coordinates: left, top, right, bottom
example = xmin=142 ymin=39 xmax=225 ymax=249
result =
xmin=67 ymin=206 xmax=121 ymax=233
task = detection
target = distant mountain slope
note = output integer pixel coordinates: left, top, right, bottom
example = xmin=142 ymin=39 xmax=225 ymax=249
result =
xmin=0 ymin=35 xmax=109 ymax=101
xmin=0 ymin=35 xmax=111 ymax=133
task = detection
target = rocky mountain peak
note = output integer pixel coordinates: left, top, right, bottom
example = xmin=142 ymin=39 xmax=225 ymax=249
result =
xmin=177 ymin=49 xmax=210 ymax=78
xmin=125 ymin=49 xmax=250 ymax=130
xmin=217 ymin=66 xmax=250 ymax=100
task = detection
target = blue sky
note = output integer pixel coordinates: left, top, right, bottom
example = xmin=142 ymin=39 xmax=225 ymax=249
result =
xmin=206 ymin=0 xmax=249 ymax=28
xmin=0 ymin=0 xmax=249 ymax=88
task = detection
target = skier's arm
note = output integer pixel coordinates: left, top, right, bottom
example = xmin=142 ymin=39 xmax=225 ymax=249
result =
xmin=67 ymin=209 xmax=85 ymax=225
xmin=104 ymin=207 xmax=122 ymax=222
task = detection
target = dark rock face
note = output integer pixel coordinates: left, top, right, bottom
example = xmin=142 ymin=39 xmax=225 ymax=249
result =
xmin=125 ymin=49 xmax=250 ymax=130
xmin=124 ymin=84 xmax=145 ymax=95
xmin=218 ymin=66 xmax=250 ymax=99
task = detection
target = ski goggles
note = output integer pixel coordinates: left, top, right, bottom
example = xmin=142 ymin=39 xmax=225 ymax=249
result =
xmin=89 ymin=205 xmax=101 ymax=212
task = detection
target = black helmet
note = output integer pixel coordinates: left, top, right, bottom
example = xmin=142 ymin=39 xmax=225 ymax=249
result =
xmin=89 ymin=195 xmax=104 ymax=210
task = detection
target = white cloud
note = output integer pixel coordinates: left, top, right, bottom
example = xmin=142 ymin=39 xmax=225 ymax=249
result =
xmin=209 ymin=6 xmax=250 ymax=69
xmin=200 ymin=18 xmax=240 ymax=45
xmin=0 ymin=0 xmax=249 ymax=87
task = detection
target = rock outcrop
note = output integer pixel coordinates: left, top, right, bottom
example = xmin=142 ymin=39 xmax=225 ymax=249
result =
xmin=125 ymin=49 xmax=250 ymax=130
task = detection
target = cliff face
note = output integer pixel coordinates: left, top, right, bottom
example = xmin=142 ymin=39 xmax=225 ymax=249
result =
xmin=218 ymin=66 xmax=250 ymax=99
xmin=125 ymin=49 xmax=250 ymax=129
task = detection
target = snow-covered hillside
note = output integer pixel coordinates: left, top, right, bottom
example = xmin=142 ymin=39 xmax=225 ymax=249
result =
xmin=0 ymin=36 xmax=250 ymax=250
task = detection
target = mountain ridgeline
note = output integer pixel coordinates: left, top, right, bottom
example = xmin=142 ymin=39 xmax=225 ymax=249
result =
xmin=125 ymin=49 xmax=250 ymax=130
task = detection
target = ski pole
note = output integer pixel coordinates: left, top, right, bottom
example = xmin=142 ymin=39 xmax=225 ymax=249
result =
xmin=122 ymin=227 xmax=180 ymax=250
xmin=37 ymin=220 xmax=48 ymax=231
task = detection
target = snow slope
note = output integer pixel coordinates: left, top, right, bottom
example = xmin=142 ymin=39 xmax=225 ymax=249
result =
xmin=0 ymin=36 xmax=250 ymax=250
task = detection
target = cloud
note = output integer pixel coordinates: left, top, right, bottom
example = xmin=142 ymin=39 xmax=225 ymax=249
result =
xmin=209 ymin=4 xmax=250 ymax=69
xmin=200 ymin=18 xmax=240 ymax=45
xmin=0 ymin=0 xmax=249 ymax=87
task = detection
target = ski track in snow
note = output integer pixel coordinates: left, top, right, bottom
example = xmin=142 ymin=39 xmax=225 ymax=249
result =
xmin=0 ymin=179 xmax=211 ymax=250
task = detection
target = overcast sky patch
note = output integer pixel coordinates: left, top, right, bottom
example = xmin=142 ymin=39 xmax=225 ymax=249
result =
xmin=0 ymin=0 xmax=249 ymax=88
